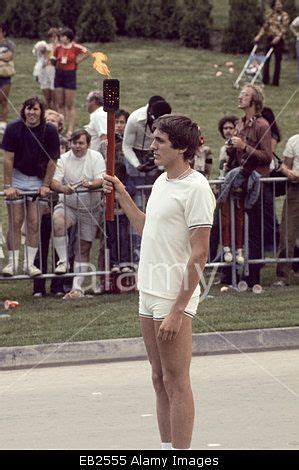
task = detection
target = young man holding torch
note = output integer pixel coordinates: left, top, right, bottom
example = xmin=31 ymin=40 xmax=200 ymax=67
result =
xmin=103 ymin=114 xmax=215 ymax=450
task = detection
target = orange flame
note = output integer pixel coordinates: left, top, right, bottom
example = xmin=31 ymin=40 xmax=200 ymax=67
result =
xmin=92 ymin=52 xmax=110 ymax=77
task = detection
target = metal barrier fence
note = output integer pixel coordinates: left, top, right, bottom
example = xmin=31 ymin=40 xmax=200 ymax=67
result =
xmin=0 ymin=177 xmax=298 ymax=293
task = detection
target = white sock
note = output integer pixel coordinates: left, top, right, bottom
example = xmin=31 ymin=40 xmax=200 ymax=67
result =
xmin=161 ymin=442 xmax=172 ymax=450
xmin=223 ymin=246 xmax=231 ymax=253
xmin=171 ymin=446 xmax=191 ymax=450
xmin=72 ymin=262 xmax=87 ymax=293
xmin=23 ymin=246 xmax=38 ymax=268
xmin=8 ymin=250 xmax=19 ymax=269
xmin=54 ymin=236 xmax=68 ymax=262
xmin=237 ymin=248 xmax=243 ymax=255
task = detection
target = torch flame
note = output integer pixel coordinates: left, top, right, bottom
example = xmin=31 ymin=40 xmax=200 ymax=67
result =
xmin=92 ymin=52 xmax=110 ymax=77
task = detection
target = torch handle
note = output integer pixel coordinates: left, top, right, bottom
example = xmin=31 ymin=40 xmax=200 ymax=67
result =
xmin=106 ymin=110 xmax=116 ymax=221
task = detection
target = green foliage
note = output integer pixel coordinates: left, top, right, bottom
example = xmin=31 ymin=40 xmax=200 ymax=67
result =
xmin=282 ymin=0 xmax=297 ymax=54
xmin=76 ymin=0 xmax=116 ymax=42
xmin=125 ymin=0 xmax=148 ymax=37
xmin=280 ymin=0 xmax=297 ymax=19
xmin=179 ymin=0 xmax=213 ymax=48
xmin=143 ymin=0 xmax=183 ymax=39
xmin=59 ymin=0 xmax=82 ymax=32
xmin=3 ymin=0 xmax=42 ymax=38
xmin=222 ymin=0 xmax=262 ymax=54
xmin=161 ymin=0 xmax=184 ymax=39
xmin=0 ymin=0 xmax=8 ymax=22
xmin=109 ymin=0 xmax=129 ymax=35
xmin=37 ymin=0 xmax=63 ymax=38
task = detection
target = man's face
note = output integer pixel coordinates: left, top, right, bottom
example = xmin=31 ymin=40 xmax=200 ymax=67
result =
xmin=115 ymin=115 xmax=127 ymax=135
xmin=86 ymin=96 xmax=96 ymax=114
xmin=222 ymin=121 xmax=235 ymax=139
xmin=274 ymin=0 xmax=283 ymax=12
xmin=71 ymin=134 xmax=89 ymax=158
xmin=150 ymin=128 xmax=183 ymax=168
xmin=24 ymin=103 xmax=42 ymax=127
xmin=238 ymin=87 xmax=253 ymax=110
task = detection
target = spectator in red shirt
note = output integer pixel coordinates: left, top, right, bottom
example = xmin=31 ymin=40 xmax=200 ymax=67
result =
xmin=53 ymin=27 xmax=89 ymax=139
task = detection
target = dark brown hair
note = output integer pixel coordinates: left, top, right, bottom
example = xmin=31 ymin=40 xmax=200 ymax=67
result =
xmin=20 ymin=96 xmax=45 ymax=122
xmin=153 ymin=114 xmax=199 ymax=160
xmin=70 ymin=128 xmax=91 ymax=145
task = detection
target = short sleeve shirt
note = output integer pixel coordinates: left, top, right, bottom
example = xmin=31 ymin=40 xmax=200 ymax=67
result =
xmin=84 ymin=107 xmax=107 ymax=151
xmin=54 ymin=43 xmax=87 ymax=71
xmin=283 ymin=134 xmax=299 ymax=172
xmin=53 ymin=149 xmax=106 ymax=210
xmin=138 ymin=170 xmax=216 ymax=299
xmin=2 ymin=118 xmax=60 ymax=178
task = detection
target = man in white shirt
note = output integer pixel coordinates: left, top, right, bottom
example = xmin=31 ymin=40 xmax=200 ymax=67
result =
xmin=84 ymin=90 xmax=107 ymax=153
xmin=122 ymin=96 xmax=171 ymax=261
xmin=51 ymin=129 xmax=106 ymax=297
xmin=104 ymin=114 xmax=215 ymax=450
xmin=274 ymin=133 xmax=299 ymax=286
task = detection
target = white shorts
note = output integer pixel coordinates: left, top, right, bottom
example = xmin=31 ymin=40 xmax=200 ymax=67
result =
xmin=139 ymin=291 xmax=199 ymax=321
xmin=54 ymin=203 xmax=101 ymax=242
xmin=39 ymin=65 xmax=55 ymax=90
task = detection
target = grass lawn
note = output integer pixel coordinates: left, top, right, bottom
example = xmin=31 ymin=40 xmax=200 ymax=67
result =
xmin=0 ymin=266 xmax=298 ymax=348
xmin=0 ymin=37 xmax=298 ymax=347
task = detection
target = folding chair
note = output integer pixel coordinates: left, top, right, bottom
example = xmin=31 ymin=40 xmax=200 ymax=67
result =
xmin=233 ymin=45 xmax=274 ymax=89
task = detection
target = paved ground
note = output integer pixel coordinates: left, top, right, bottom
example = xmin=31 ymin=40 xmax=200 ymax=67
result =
xmin=0 ymin=349 xmax=298 ymax=450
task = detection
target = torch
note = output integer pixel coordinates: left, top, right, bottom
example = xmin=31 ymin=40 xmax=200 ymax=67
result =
xmin=103 ymin=78 xmax=120 ymax=221
xmin=91 ymin=52 xmax=120 ymax=221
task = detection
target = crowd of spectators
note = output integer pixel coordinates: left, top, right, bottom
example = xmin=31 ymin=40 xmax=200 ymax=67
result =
xmin=0 ymin=17 xmax=298 ymax=298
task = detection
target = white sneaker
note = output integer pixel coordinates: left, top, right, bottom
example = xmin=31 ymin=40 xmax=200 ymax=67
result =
xmin=55 ymin=260 xmax=68 ymax=275
xmin=93 ymin=283 xmax=105 ymax=294
xmin=224 ymin=251 xmax=233 ymax=263
xmin=24 ymin=265 xmax=41 ymax=277
xmin=2 ymin=263 xmax=15 ymax=276
xmin=111 ymin=264 xmax=121 ymax=273
xmin=236 ymin=254 xmax=245 ymax=264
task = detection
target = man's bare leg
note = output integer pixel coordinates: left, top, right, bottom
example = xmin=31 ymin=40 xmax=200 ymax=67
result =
xmin=140 ymin=317 xmax=171 ymax=444
xmin=155 ymin=315 xmax=194 ymax=449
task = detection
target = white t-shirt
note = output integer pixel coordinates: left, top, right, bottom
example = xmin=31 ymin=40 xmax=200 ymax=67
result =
xmin=283 ymin=134 xmax=299 ymax=172
xmin=138 ymin=170 xmax=216 ymax=299
xmin=84 ymin=107 xmax=107 ymax=151
xmin=53 ymin=149 xmax=106 ymax=209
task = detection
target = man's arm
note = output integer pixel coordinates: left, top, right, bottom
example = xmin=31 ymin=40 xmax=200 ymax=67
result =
xmin=3 ymin=151 xmax=18 ymax=199
xmin=81 ymin=178 xmax=103 ymax=189
xmin=232 ymin=122 xmax=272 ymax=168
xmin=122 ymin=115 xmax=142 ymax=168
xmin=0 ymin=50 xmax=13 ymax=61
xmin=281 ymin=156 xmax=299 ymax=182
xmin=51 ymin=179 xmax=75 ymax=195
xmin=38 ymin=160 xmax=57 ymax=197
xmin=157 ymin=227 xmax=211 ymax=341
xmin=103 ymin=174 xmax=145 ymax=235
xmin=3 ymin=151 xmax=14 ymax=186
